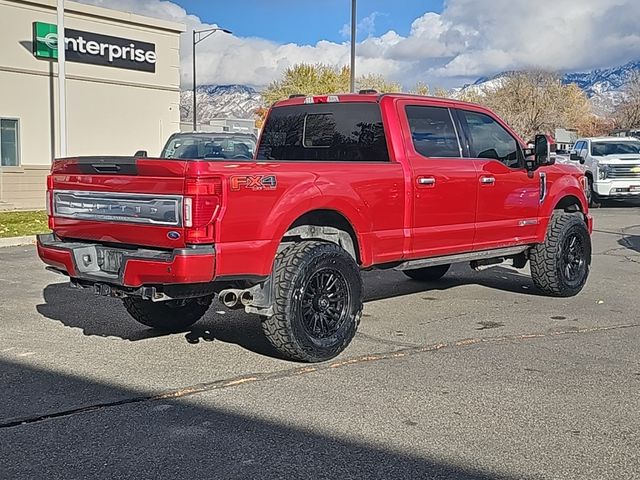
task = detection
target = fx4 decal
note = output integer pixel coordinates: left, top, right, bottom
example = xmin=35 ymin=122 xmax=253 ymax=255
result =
xmin=230 ymin=175 xmax=278 ymax=192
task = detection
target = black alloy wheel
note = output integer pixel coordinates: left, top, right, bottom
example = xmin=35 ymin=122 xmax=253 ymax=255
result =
xmin=560 ymin=232 xmax=587 ymax=286
xmin=298 ymin=269 xmax=350 ymax=341
xmin=262 ymin=241 xmax=363 ymax=362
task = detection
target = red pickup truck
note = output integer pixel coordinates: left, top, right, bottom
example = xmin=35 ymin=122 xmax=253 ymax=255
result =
xmin=38 ymin=93 xmax=592 ymax=362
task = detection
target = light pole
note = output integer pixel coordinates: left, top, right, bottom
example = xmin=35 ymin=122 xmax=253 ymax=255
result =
xmin=57 ymin=0 xmax=67 ymax=156
xmin=350 ymin=0 xmax=356 ymax=93
xmin=192 ymin=27 xmax=232 ymax=131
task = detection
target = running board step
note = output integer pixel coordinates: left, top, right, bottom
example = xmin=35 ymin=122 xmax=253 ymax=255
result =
xmin=394 ymin=246 xmax=529 ymax=271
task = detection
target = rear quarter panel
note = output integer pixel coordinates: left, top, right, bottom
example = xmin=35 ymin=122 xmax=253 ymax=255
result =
xmin=187 ymin=161 xmax=405 ymax=277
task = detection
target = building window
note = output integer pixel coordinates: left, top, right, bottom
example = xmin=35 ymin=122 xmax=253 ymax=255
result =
xmin=1 ymin=119 xmax=19 ymax=167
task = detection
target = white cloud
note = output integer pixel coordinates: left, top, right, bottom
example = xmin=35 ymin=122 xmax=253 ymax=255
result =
xmin=340 ymin=11 xmax=385 ymax=39
xmin=76 ymin=0 xmax=640 ymax=89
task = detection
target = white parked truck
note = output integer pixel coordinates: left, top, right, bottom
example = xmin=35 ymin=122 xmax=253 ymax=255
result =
xmin=569 ymin=137 xmax=640 ymax=206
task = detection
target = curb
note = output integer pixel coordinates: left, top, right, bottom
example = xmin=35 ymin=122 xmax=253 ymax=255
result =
xmin=0 ymin=235 xmax=37 ymax=248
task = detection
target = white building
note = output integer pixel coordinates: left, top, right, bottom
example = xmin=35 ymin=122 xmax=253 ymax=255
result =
xmin=0 ymin=0 xmax=184 ymax=209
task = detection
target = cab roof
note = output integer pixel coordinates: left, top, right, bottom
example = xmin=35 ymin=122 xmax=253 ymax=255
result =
xmin=273 ymin=92 xmax=483 ymax=109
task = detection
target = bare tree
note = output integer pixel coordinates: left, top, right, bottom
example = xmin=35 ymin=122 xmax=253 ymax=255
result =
xmin=453 ymin=71 xmax=594 ymax=139
xmin=614 ymin=72 xmax=640 ymax=129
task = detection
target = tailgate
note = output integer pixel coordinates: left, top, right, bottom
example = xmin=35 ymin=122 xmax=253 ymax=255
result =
xmin=50 ymin=156 xmax=189 ymax=249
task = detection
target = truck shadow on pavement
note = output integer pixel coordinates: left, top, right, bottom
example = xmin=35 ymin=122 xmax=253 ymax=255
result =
xmin=363 ymin=265 xmax=545 ymax=302
xmin=37 ymin=265 xmax=544 ymax=360
xmin=618 ymin=234 xmax=640 ymax=254
xmin=0 ymin=357 xmax=529 ymax=480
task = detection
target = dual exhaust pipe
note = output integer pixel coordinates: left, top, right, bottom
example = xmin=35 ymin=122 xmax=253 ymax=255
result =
xmin=218 ymin=289 xmax=253 ymax=309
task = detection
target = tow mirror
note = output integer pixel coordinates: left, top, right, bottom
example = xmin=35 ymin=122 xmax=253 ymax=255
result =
xmin=134 ymin=150 xmax=148 ymax=158
xmin=534 ymin=134 xmax=556 ymax=168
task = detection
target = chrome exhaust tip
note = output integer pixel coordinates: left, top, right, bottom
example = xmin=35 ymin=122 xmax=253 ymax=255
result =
xmin=240 ymin=290 xmax=253 ymax=306
xmin=219 ymin=290 xmax=239 ymax=309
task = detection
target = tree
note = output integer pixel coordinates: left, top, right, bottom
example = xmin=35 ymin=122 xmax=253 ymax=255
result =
xmin=614 ymin=72 xmax=640 ymax=129
xmin=432 ymin=87 xmax=450 ymax=98
xmin=410 ymin=82 xmax=430 ymax=96
xmin=261 ymin=63 xmax=402 ymax=106
xmin=575 ymin=115 xmax=615 ymax=137
xmin=261 ymin=64 xmax=351 ymax=107
xmin=356 ymin=73 xmax=402 ymax=93
xmin=458 ymin=71 xmax=594 ymax=139
xmin=254 ymin=106 xmax=269 ymax=129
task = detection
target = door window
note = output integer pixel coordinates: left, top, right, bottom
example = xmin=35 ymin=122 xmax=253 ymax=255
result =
xmin=405 ymin=106 xmax=461 ymax=158
xmin=460 ymin=110 xmax=521 ymax=168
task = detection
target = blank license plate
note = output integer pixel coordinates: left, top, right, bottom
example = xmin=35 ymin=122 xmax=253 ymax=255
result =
xmin=99 ymin=249 xmax=123 ymax=273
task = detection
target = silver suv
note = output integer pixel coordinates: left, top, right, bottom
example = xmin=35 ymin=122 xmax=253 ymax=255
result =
xmin=569 ymin=137 xmax=640 ymax=206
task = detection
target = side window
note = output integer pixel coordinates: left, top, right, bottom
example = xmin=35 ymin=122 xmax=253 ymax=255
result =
xmin=405 ymin=106 xmax=461 ymax=158
xmin=460 ymin=110 xmax=521 ymax=168
xmin=581 ymin=142 xmax=589 ymax=157
xmin=573 ymin=141 xmax=584 ymax=155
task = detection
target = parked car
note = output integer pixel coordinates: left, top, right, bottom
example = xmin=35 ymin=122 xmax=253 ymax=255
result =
xmin=160 ymin=132 xmax=257 ymax=160
xmin=38 ymin=93 xmax=592 ymax=362
xmin=569 ymin=137 xmax=640 ymax=206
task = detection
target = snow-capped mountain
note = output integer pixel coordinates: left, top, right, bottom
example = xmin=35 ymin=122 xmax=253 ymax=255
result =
xmin=180 ymin=84 xmax=262 ymax=123
xmin=564 ymin=61 xmax=640 ymax=97
xmin=458 ymin=60 xmax=640 ymax=115
xmin=564 ymin=61 xmax=640 ymax=114
xmin=185 ymin=61 xmax=640 ymax=121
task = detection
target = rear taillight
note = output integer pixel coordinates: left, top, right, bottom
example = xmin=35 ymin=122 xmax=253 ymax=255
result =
xmin=46 ymin=175 xmax=55 ymax=229
xmin=184 ymin=177 xmax=222 ymax=244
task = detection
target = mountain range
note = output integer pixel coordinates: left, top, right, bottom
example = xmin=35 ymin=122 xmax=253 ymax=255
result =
xmin=181 ymin=60 xmax=640 ymax=122
xmin=180 ymin=84 xmax=262 ymax=124
xmin=459 ymin=60 xmax=640 ymax=115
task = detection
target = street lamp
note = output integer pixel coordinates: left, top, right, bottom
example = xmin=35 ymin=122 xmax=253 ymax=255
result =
xmin=192 ymin=27 xmax=232 ymax=131
xmin=350 ymin=0 xmax=356 ymax=93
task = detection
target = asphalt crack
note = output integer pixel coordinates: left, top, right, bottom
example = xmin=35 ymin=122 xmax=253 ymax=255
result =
xmin=1 ymin=322 xmax=638 ymax=430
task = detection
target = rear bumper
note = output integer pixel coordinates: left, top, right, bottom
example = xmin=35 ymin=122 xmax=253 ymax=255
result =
xmin=37 ymin=234 xmax=215 ymax=288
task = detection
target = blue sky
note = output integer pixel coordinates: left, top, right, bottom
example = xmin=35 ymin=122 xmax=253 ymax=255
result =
xmin=173 ymin=0 xmax=444 ymax=44
xmin=81 ymin=0 xmax=640 ymax=89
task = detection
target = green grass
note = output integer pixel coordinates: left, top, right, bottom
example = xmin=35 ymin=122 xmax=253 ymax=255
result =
xmin=0 ymin=210 xmax=49 ymax=238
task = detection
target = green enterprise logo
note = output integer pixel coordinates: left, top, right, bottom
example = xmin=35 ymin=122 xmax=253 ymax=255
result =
xmin=33 ymin=22 xmax=59 ymax=59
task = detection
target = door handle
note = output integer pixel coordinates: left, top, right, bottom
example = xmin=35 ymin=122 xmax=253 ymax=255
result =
xmin=417 ymin=176 xmax=436 ymax=186
xmin=480 ymin=176 xmax=495 ymax=185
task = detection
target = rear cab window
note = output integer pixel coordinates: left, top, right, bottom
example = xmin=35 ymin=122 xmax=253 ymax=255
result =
xmin=257 ymin=103 xmax=389 ymax=162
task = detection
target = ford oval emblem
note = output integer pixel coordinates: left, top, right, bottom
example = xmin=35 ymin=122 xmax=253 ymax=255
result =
xmin=167 ymin=231 xmax=181 ymax=240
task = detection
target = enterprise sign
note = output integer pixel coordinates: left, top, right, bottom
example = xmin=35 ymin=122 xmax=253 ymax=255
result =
xmin=33 ymin=22 xmax=156 ymax=72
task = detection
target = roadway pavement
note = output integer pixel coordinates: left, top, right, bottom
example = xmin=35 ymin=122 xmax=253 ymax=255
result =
xmin=1 ymin=203 xmax=639 ymax=479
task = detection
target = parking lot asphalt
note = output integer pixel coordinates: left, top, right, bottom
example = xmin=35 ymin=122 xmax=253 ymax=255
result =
xmin=1 ymin=204 xmax=639 ymax=479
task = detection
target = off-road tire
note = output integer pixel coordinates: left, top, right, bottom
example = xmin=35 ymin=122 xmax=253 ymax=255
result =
xmin=123 ymin=295 xmax=213 ymax=332
xmin=262 ymin=241 xmax=363 ymax=363
xmin=403 ymin=264 xmax=450 ymax=282
xmin=530 ymin=213 xmax=591 ymax=297
xmin=587 ymin=175 xmax=601 ymax=208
